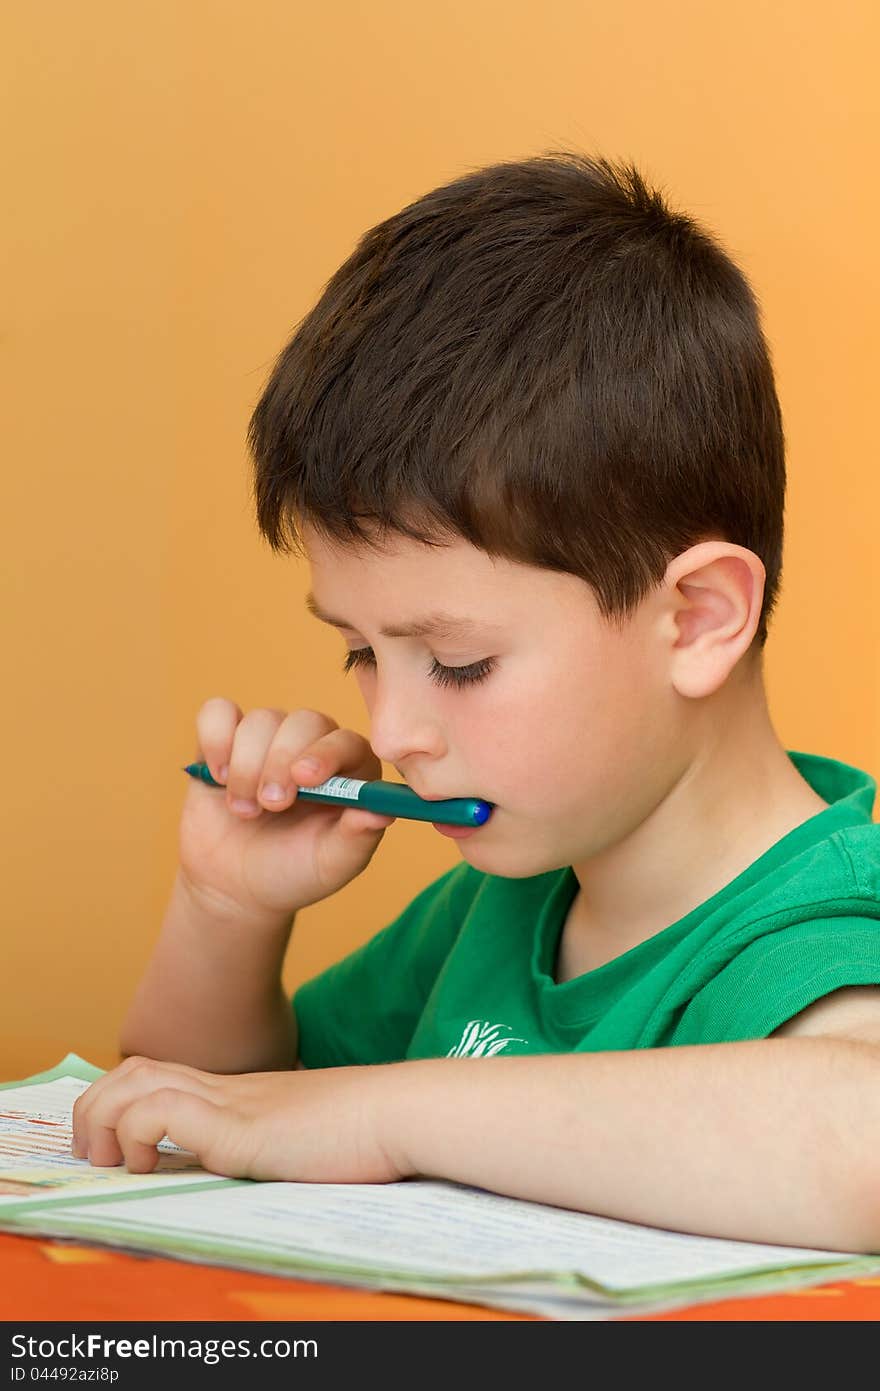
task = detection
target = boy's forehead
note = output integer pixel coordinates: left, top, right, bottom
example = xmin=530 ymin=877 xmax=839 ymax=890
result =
xmin=302 ymin=532 xmax=514 ymax=635
xmin=301 ymin=525 xmax=605 ymax=637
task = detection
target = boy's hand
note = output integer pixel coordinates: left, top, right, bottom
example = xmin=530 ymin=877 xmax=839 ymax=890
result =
xmin=70 ymin=1055 xmax=407 ymax=1183
xmin=178 ymin=697 xmax=397 ymax=924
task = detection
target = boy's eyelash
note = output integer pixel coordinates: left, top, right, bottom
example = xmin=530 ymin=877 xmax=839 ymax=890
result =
xmin=341 ymin=647 xmax=496 ymax=689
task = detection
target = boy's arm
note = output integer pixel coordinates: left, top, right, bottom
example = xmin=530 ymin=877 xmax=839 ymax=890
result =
xmin=119 ymin=869 xmax=299 ymax=1074
xmin=380 ymin=989 xmax=880 ymax=1253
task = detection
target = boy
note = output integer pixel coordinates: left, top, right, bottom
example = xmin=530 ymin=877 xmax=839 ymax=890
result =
xmin=72 ymin=152 xmax=880 ymax=1252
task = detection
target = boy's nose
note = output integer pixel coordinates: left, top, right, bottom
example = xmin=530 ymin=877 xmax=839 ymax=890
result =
xmin=368 ymin=723 xmax=445 ymax=768
xmin=367 ymin=682 xmax=446 ymax=767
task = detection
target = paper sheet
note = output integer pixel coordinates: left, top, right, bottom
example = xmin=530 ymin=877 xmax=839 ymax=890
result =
xmin=12 ymin=1167 xmax=863 ymax=1293
xmin=0 ymin=1075 xmax=230 ymax=1202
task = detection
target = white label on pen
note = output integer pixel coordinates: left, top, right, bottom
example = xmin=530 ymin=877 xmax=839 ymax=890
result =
xmin=299 ymin=775 xmax=366 ymax=799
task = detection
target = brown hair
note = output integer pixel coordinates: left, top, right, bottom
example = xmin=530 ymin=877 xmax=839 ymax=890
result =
xmin=247 ymin=151 xmax=785 ymax=650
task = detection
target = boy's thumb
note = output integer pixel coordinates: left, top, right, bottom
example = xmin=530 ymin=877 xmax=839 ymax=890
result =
xmin=340 ymin=810 xmax=397 ymax=836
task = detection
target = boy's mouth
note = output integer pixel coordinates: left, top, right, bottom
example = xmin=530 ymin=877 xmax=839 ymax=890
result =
xmin=431 ymin=822 xmax=481 ymax=839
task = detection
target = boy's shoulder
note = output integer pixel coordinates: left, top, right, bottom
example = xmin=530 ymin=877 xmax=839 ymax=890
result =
xmin=700 ymin=819 xmax=880 ymax=963
xmin=710 ymin=749 xmax=880 ymax=930
xmin=827 ymin=821 xmax=880 ymax=901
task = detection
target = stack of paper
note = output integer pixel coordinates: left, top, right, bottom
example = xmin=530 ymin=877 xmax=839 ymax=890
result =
xmin=2 ymin=1053 xmax=878 ymax=1320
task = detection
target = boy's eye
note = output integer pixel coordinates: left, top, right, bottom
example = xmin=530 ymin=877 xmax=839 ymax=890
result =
xmin=341 ymin=647 xmax=496 ymax=689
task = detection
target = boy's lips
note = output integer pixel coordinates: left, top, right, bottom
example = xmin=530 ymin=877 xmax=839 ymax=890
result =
xmin=431 ymin=821 xmax=481 ymax=839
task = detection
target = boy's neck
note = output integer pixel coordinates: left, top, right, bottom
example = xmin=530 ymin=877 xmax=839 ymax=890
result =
xmin=562 ymin=660 xmax=829 ymax=973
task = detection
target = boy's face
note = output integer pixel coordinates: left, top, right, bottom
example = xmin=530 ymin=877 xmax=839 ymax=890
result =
xmin=301 ymin=520 xmax=697 ymax=878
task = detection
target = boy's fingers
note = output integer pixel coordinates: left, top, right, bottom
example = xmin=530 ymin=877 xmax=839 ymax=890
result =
xmin=71 ymin=1058 xmax=216 ymax=1159
xmin=71 ymin=1056 xmax=176 ymax=1149
xmin=71 ymin=1056 xmax=145 ymax=1154
xmin=115 ymin=1090 xmax=234 ymax=1175
xmin=279 ymin=727 xmax=381 ymax=796
xmin=194 ymin=696 xmax=246 ymax=780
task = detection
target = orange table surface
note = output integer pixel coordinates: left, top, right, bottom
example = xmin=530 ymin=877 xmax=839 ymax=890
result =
xmin=4 ymin=1230 xmax=880 ymax=1321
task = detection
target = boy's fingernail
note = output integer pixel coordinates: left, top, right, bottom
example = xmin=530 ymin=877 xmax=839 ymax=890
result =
xmin=218 ymin=765 xmax=229 ymax=782
xmin=261 ymin=783 xmax=287 ymax=802
xmin=294 ymin=757 xmax=320 ymax=776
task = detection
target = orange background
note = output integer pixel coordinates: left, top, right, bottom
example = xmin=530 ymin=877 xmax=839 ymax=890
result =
xmin=2 ymin=1 xmax=878 ymax=1080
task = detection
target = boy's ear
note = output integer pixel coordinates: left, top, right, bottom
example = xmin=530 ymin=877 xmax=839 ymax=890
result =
xmin=661 ymin=541 xmax=766 ymax=699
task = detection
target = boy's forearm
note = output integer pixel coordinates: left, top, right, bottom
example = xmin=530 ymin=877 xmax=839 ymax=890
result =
xmin=381 ymin=1039 xmax=880 ymax=1252
xmin=119 ymin=869 xmax=299 ymax=1074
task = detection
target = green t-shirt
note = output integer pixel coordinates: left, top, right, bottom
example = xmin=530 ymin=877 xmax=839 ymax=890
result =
xmin=293 ymin=750 xmax=880 ymax=1066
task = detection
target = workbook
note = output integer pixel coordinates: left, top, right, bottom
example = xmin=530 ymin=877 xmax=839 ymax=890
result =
xmin=3 ymin=1053 xmax=879 ymax=1321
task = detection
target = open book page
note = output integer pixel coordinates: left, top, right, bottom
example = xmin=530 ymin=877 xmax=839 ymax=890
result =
xmin=0 ymin=1059 xmax=235 ymax=1205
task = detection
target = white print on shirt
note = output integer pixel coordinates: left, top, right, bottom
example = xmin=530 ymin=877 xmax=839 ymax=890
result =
xmin=446 ymin=1019 xmax=528 ymax=1058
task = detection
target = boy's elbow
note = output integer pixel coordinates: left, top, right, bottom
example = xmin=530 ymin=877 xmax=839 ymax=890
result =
xmin=829 ymin=1138 xmax=880 ymax=1253
xmin=836 ymin=1202 xmax=880 ymax=1256
xmin=847 ymin=1045 xmax=880 ymax=1253
xmin=849 ymin=1164 xmax=880 ymax=1255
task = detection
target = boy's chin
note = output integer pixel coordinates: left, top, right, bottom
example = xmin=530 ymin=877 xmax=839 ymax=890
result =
xmin=452 ymin=830 xmax=564 ymax=880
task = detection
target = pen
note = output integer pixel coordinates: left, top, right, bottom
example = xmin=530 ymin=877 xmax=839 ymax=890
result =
xmin=181 ymin=762 xmax=494 ymax=828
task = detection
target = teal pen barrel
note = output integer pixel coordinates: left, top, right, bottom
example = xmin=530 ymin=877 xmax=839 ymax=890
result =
xmin=181 ymin=764 xmax=493 ymax=827
xmin=356 ymin=779 xmax=493 ymax=826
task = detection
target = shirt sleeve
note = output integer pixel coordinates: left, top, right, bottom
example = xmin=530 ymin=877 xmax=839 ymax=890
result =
xmin=292 ymin=861 xmax=484 ymax=1068
xmin=671 ymin=916 xmax=880 ymax=1044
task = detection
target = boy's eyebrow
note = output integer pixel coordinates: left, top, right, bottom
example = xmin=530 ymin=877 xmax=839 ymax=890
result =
xmin=304 ymin=591 xmax=501 ymax=639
